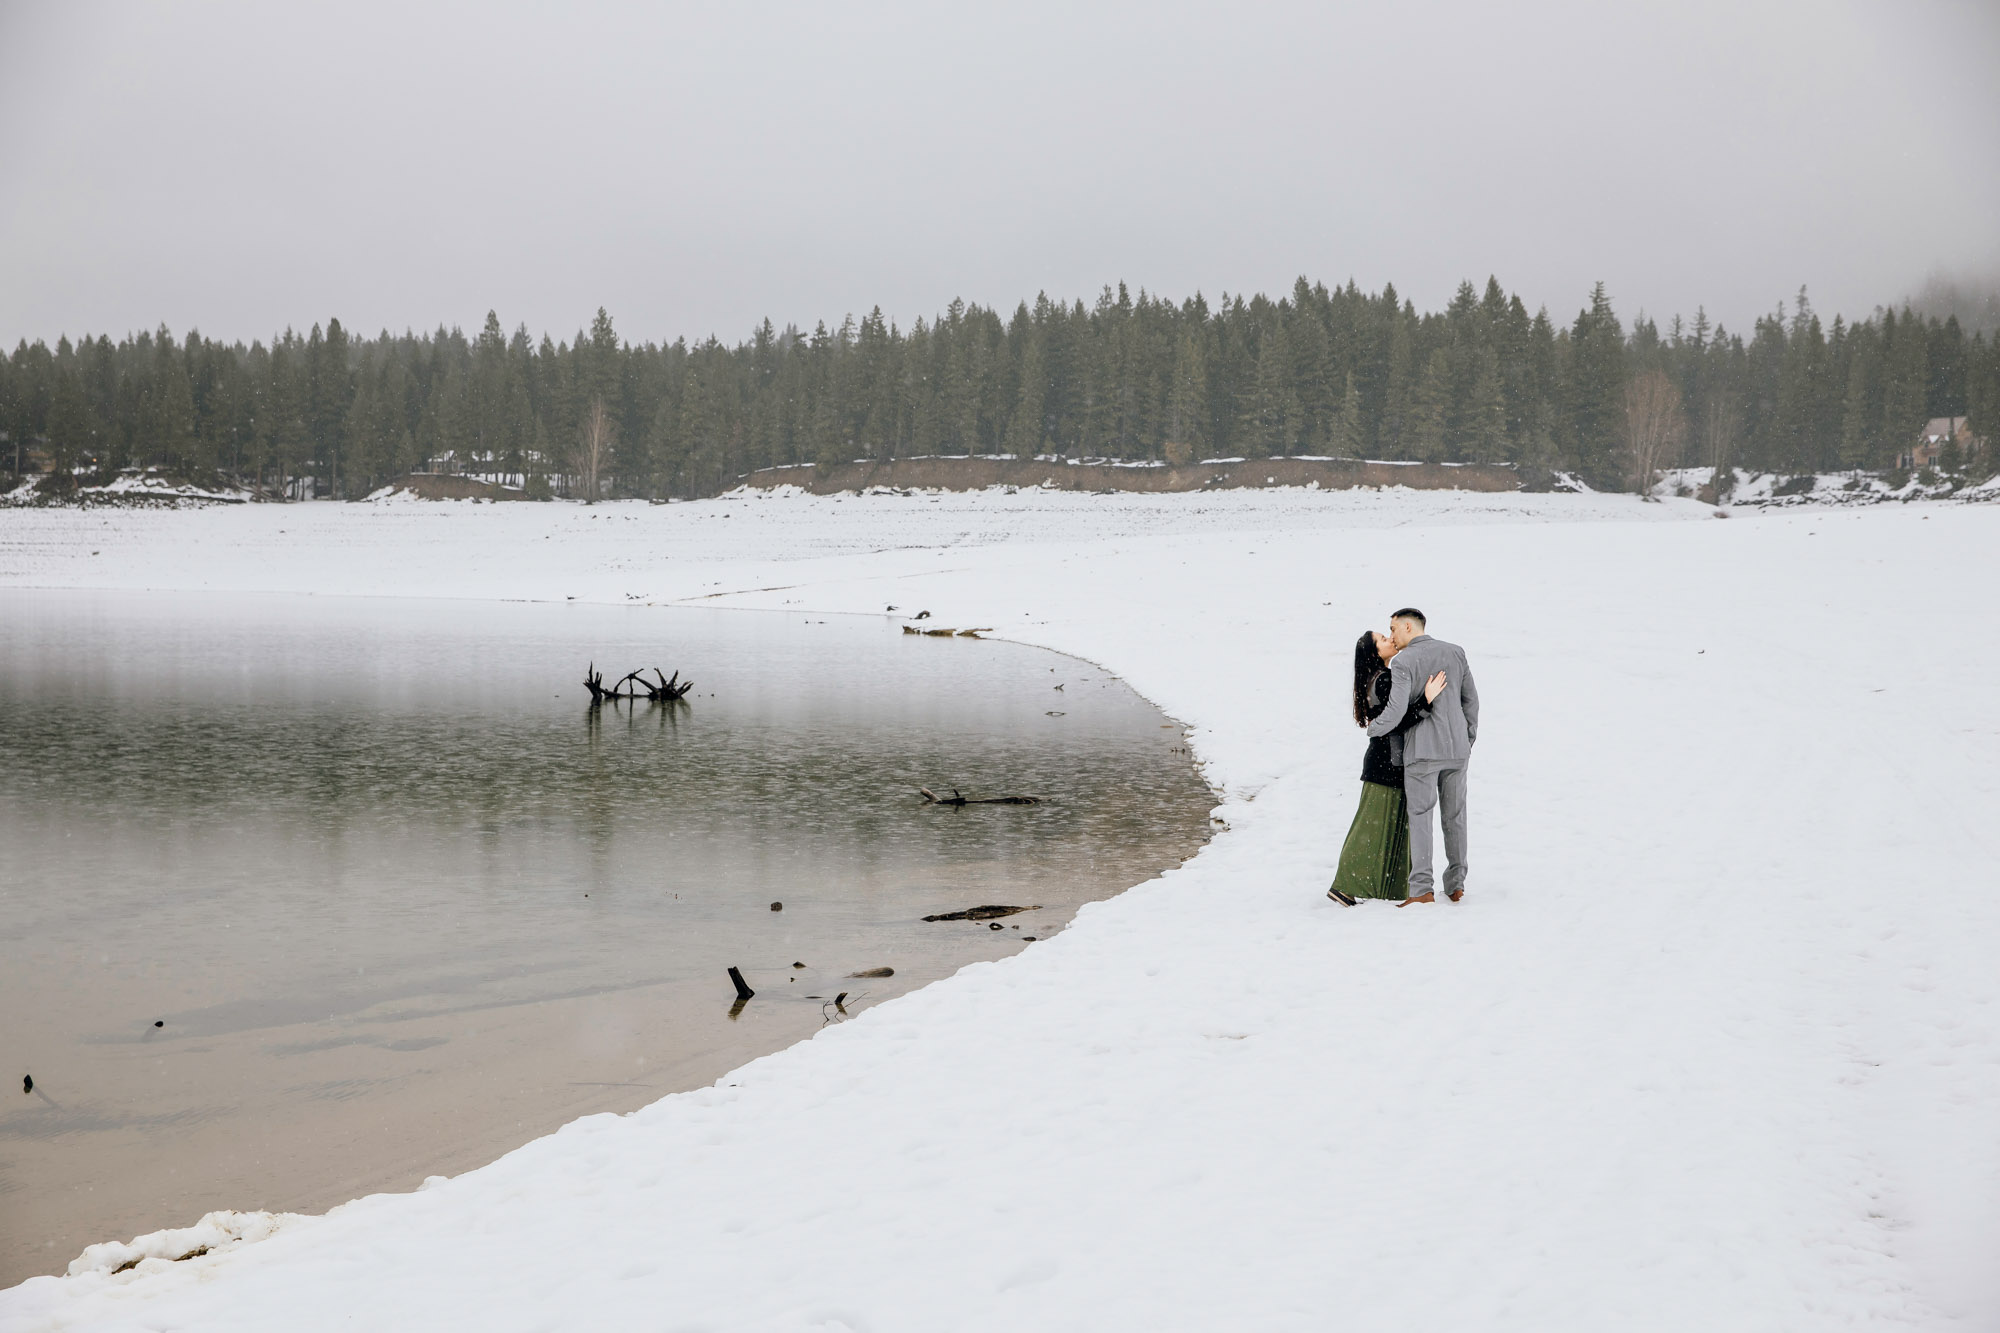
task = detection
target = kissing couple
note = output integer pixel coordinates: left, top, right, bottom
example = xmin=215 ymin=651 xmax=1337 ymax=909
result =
xmin=1327 ymin=607 xmax=1478 ymax=907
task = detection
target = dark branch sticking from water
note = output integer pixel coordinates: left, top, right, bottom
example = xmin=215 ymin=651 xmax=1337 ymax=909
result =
xmin=920 ymin=905 xmax=1040 ymax=922
xmin=919 ymin=787 xmax=1042 ymax=806
xmin=584 ymin=663 xmax=694 ymax=703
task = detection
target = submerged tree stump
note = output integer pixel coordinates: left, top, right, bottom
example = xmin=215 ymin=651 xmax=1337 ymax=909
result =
xmin=584 ymin=663 xmax=694 ymax=703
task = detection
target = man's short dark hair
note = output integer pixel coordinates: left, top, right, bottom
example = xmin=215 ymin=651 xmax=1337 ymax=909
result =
xmin=1391 ymin=607 xmax=1426 ymax=628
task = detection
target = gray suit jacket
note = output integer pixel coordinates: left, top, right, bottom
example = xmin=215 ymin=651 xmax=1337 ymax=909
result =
xmin=1365 ymin=634 xmax=1478 ymax=764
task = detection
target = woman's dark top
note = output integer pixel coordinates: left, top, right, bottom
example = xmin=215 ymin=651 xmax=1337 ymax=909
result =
xmin=1359 ymin=667 xmax=1433 ymax=788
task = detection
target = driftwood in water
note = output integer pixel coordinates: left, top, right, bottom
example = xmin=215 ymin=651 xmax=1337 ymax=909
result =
xmin=728 ymin=966 xmax=755 ymax=1001
xmin=921 ymin=904 xmax=1040 ymax=922
xmin=902 ymin=626 xmax=992 ymax=638
xmin=584 ymin=662 xmax=694 ymax=703
xmin=920 ymin=787 xmax=1043 ymax=806
xmin=636 ymin=668 xmax=693 ymax=701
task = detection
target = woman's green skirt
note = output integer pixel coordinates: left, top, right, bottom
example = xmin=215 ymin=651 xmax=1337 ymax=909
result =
xmin=1329 ymin=780 xmax=1411 ymax=902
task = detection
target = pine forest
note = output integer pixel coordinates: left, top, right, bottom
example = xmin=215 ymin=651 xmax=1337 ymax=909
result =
xmin=6 ymin=277 xmax=1997 ymax=500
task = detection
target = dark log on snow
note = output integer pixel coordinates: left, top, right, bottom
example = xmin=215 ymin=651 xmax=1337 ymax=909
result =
xmin=920 ymin=787 xmax=1044 ymax=806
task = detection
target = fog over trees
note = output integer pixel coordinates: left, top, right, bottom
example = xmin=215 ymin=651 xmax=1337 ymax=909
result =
xmin=7 ymin=276 xmax=1996 ymax=500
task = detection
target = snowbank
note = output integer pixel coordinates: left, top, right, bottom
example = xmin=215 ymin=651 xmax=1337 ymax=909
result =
xmin=2 ymin=489 xmax=1995 ymax=1331
xmin=62 ymin=1213 xmax=298 ymax=1282
xmin=1659 ymin=466 xmax=2000 ymax=509
xmin=0 ymin=468 xmax=254 ymax=508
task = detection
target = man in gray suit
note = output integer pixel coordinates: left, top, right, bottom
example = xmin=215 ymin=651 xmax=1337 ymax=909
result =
xmin=1365 ymin=607 xmax=1478 ymax=904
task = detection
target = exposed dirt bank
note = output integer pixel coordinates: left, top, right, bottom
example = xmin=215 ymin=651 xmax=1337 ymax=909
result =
xmin=385 ymin=473 xmax=538 ymax=501
xmin=738 ymin=455 xmax=1523 ymax=495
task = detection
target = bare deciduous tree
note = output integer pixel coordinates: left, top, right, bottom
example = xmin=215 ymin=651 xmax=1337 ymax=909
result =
xmin=575 ymin=397 xmax=614 ymax=502
xmin=1622 ymin=368 xmax=1686 ymax=499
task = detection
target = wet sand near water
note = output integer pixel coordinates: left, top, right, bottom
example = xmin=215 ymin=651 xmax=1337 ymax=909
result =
xmin=6 ymin=901 xmax=1129 ymax=1282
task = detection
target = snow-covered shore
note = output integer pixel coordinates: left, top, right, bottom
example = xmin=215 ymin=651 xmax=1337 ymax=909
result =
xmin=3 ymin=488 xmax=1996 ymax=1331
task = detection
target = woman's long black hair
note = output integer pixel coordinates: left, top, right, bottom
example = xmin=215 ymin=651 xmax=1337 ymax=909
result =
xmin=1351 ymin=632 xmax=1383 ymax=728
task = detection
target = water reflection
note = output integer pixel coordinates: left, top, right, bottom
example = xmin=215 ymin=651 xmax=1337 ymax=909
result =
xmin=586 ymin=694 xmax=689 ymax=743
xmin=0 ymin=589 xmax=1211 ymax=1283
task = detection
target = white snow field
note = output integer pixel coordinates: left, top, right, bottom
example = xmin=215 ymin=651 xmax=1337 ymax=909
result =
xmin=2 ymin=487 xmax=1996 ymax=1331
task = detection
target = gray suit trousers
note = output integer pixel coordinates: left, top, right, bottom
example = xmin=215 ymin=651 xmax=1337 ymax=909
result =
xmin=1404 ymin=758 xmax=1469 ymax=898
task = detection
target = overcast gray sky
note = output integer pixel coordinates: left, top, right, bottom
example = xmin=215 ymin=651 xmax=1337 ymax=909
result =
xmin=3 ymin=0 xmax=1996 ymax=349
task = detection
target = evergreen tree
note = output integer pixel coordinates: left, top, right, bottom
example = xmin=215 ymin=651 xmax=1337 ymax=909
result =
xmin=1520 ymin=402 xmax=1560 ymax=483
xmin=0 ymin=351 xmax=17 ymax=477
xmin=1373 ymin=295 xmax=1408 ymax=458
xmin=1567 ymin=283 xmax=1626 ymax=485
xmin=1164 ymin=325 xmax=1207 ymax=465
xmin=1775 ymin=292 xmax=1827 ymax=473
xmin=45 ymin=366 xmax=94 ymax=489
xmin=1410 ymin=349 xmax=1449 ymax=462
xmin=1289 ymin=308 xmax=1334 ymax=451
xmin=1881 ymin=308 xmax=1930 ymax=465
xmin=268 ymin=333 xmax=308 ymax=494
xmin=1967 ymin=334 xmax=2000 ymax=477
xmin=1330 ymin=370 xmax=1364 ymax=458
xmin=148 ymin=329 xmax=198 ymax=475
xmin=1465 ymin=350 xmax=1509 ymax=463
xmin=1926 ymin=315 xmax=1967 ymax=417
xmin=471 ymin=311 xmax=509 ymax=474
xmin=1005 ymin=325 xmax=1047 ymax=457
xmin=305 ymin=319 xmax=353 ymax=495
xmin=1523 ymin=308 xmax=1561 ymax=462
xmin=1243 ymin=328 xmax=1296 ymax=457
xmin=1837 ymin=340 xmax=1874 ymax=470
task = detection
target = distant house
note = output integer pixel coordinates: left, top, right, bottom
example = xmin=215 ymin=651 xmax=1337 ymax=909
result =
xmin=1898 ymin=416 xmax=1982 ymax=470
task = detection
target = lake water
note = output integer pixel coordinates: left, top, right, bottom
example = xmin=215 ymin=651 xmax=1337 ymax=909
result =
xmin=0 ymin=589 xmax=1213 ymax=1283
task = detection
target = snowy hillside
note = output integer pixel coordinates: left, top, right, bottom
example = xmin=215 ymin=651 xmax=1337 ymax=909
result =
xmin=2 ymin=488 xmax=1995 ymax=1331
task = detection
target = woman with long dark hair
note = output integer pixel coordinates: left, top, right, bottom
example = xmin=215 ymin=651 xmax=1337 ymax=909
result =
xmin=1327 ymin=631 xmax=1445 ymax=905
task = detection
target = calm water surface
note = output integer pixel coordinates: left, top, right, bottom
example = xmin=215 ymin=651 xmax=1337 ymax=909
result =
xmin=0 ymin=589 xmax=1212 ymax=1282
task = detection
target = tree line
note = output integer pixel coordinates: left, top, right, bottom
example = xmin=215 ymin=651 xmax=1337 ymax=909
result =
xmin=5 ymin=276 xmax=1996 ymax=500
